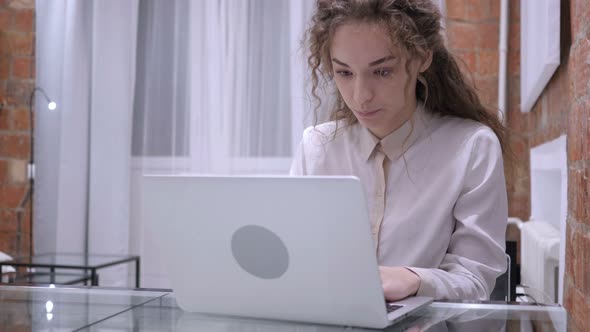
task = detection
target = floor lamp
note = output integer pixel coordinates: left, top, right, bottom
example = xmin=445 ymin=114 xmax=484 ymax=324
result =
xmin=16 ymin=87 xmax=57 ymax=256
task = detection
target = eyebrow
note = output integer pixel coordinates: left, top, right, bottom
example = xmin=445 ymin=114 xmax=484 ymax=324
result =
xmin=331 ymin=55 xmax=396 ymax=68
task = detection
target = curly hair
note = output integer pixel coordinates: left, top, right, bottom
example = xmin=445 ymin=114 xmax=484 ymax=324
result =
xmin=306 ymin=0 xmax=509 ymax=157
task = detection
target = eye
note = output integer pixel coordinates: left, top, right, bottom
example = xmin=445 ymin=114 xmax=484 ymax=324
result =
xmin=335 ymin=70 xmax=353 ymax=77
xmin=374 ymin=69 xmax=392 ymax=77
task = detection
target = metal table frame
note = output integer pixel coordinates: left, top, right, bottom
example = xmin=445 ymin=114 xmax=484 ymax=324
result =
xmin=0 ymin=253 xmax=141 ymax=288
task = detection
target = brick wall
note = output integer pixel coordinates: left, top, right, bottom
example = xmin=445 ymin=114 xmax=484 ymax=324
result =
xmin=0 ymin=0 xmax=34 ymax=258
xmin=446 ymin=0 xmax=529 ymax=220
xmin=565 ymin=0 xmax=590 ymax=331
xmin=447 ymin=0 xmax=589 ymax=330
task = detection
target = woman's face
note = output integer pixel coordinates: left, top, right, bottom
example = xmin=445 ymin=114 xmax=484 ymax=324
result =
xmin=330 ymin=21 xmax=430 ymax=138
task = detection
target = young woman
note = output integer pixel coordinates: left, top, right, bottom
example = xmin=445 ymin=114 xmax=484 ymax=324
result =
xmin=291 ymin=0 xmax=509 ymax=301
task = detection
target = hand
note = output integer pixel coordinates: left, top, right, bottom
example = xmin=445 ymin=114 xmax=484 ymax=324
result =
xmin=379 ymin=266 xmax=421 ymax=301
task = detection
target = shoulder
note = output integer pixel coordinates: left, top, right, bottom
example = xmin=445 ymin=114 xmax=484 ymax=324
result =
xmin=431 ymin=114 xmax=501 ymax=153
xmin=301 ymin=119 xmax=354 ymax=148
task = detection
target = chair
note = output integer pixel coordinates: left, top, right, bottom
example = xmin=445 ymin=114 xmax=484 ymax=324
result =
xmin=490 ymin=241 xmax=518 ymax=301
xmin=490 ymin=254 xmax=511 ymax=301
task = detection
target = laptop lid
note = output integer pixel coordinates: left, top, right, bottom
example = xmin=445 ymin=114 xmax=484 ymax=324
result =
xmin=143 ymin=175 xmax=425 ymax=329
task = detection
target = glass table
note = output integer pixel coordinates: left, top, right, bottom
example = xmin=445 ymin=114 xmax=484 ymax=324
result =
xmin=0 ymin=253 xmax=140 ymax=287
xmin=0 ymin=285 xmax=568 ymax=331
xmin=0 ymin=285 xmax=167 ymax=331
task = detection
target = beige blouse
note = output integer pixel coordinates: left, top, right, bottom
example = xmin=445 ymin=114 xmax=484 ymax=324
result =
xmin=290 ymin=105 xmax=508 ymax=300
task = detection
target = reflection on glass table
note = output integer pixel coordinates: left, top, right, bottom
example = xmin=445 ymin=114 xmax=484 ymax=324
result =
xmin=85 ymin=293 xmax=568 ymax=331
xmin=0 ymin=285 xmax=569 ymax=331
xmin=0 ymin=285 xmax=167 ymax=331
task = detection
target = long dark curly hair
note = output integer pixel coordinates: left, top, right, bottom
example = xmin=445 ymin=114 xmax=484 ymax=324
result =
xmin=306 ymin=0 xmax=509 ymax=156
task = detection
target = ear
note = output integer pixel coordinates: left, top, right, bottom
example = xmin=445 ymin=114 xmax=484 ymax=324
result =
xmin=419 ymin=50 xmax=433 ymax=73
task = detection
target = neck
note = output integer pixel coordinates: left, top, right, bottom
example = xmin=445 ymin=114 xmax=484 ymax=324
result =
xmin=370 ymin=99 xmax=418 ymax=139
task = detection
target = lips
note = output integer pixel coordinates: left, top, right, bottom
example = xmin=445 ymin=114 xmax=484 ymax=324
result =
xmin=355 ymin=109 xmax=381 ymax=118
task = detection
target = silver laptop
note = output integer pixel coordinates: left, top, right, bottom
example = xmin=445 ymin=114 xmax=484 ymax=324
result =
xmin=142 ymin=175 xmax=432 ymax=329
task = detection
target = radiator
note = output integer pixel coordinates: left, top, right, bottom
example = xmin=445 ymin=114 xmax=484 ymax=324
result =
xmin=520 ymin=220 xmax=560 ymax=303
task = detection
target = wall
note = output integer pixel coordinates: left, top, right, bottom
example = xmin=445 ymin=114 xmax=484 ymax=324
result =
xmin=564 ymin=1 xmax=590 ymax=331
xmin=0 ymin=0 xmax=34 ymax=258
xmin=446 ymin=0 xmax=589 ymax=330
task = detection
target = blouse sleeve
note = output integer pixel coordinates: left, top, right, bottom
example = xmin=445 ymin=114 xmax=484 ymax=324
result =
xmin=289 ymin=127 xmax=310 ymax=176
xmin=407 ymin=129 xmax=508 ymax=300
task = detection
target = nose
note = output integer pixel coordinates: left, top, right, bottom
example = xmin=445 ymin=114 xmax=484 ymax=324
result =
xmin=353 ymin=76 xmax=374 ymax=109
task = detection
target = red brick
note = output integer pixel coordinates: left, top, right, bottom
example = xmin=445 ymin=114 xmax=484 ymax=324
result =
xmin=19 ymin=232 xmax=31 ymax=256
xmin=566 ymin=56 xmax=576 ymax=98
xmin=0 ymin=134 xmax=30 ymax=159
xmin=0 ymin=184 xmax=26 ymax=208
xmin=19 ymin=202 xmax=30 ymax=233
xmin=508 ymin=22 xmax=519 ymax=51
xmin=479 ymin=22 xmax=499 ymax=49
xmin=550 ymin=67 xmax=570 ymax=113
xmin=514 ymin=162 xmax=530 ymax=192
xmin=0 ymin=208 xmax=17 ymax=232
xmin=489 ymin=0 xmax=500 ymax=20
xmin=567 ymin=106 xmax=584 ymax=162
xmin=507 ymin=195 xmax=530 ymax=221
xmin=11 ymin=56 xmax=32 ymax=79
xmin=572 ymin=36 xmax=590 ymax=100
xmin=454 ymin=50 xmax=476 ymax=74
xmin=477 ymin=50 xmax=498 ymax=76
xmin=582 ymin=168 xmax=590 ymax=225
xmin=0 ymin=106 xmax=9 ymax=129
xmin=447 ymin=22 xmax=479 ymax=50
xmin=563 ymin=280 xmax=576 ymax=330
xmin=510 ymin=0 xmax=520 ymax=22
xmin=0 ymin=55 xmax=9 ymax=80
xmin=568 ymin=168 xmax=589 ymax=223
xmin=567 ymin=101 xmax=589 ymax=162
xmin=474 ymin=77 xmax=498 ymax=108
xmin=572 ymin=1 xmax=590 ymax=38
xmin=0 ymin=231 xmax=17 ymax=255
xmin=588 ymin=169 xmax=590 ymax=227
xmin=507 ymin=49 xmax=519 ymax=75
xmin=0 ymin=159 xmax=7 ymax=182
xmin=532 ymin=100 xmax=546 ymax=130
xmin=5 ymin=32 xmax=33 ymax=56
xmin=543 ymin=120 xmax=565 ymax=143
xmin=509 ymin=136 xmax=526 ymax=157
xmin=0 ymin=30 xmax=7 ymax=55
xmin=570 ymin=0 xmax=578 ymax=40
xmin=566 ymin=223 xmax=574 ymax=282
xmin=506 ymin=108 xmax=528 ymax=133
xmin=445 ymin=0 xmax=465 ymax=20
xmin=6 ymin=79 xmax=33 ymax=105
xmin=507 ymin=75 xmax=520 ymax=110
xmin=465 ymin=0 xmax=490 ymax=22
xmin=575 ymin=230 xmax=590 ymax=295
xmin=13 ymin=10 xmax=33 ymax=32
xmin=521 ymin=111 xmax=534 ymax=135
xmin=564 ymin=281 xmax=590 ymax=332
xmin=11 ymin=108 xmax=30 ymax=130
xmin=7 ymin=0 xmax=34 ymax=10
xmin=0 ymin=10 xmax=10 ymax=30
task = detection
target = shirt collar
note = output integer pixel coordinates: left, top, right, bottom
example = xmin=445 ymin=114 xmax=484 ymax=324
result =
xmin=357 ymin=103 xmax=432 ymax=161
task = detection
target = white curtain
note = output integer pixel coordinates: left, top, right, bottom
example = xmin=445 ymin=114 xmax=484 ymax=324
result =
xmin=187 ymin=0 xmax=314 ymax=174
xmin=35 ymin=0 xmax=138 ymax=287
xmin=36 ymin=0 xmax=315 ymax=288
xmin=133 ymin=0 xmax=315 ymax=287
